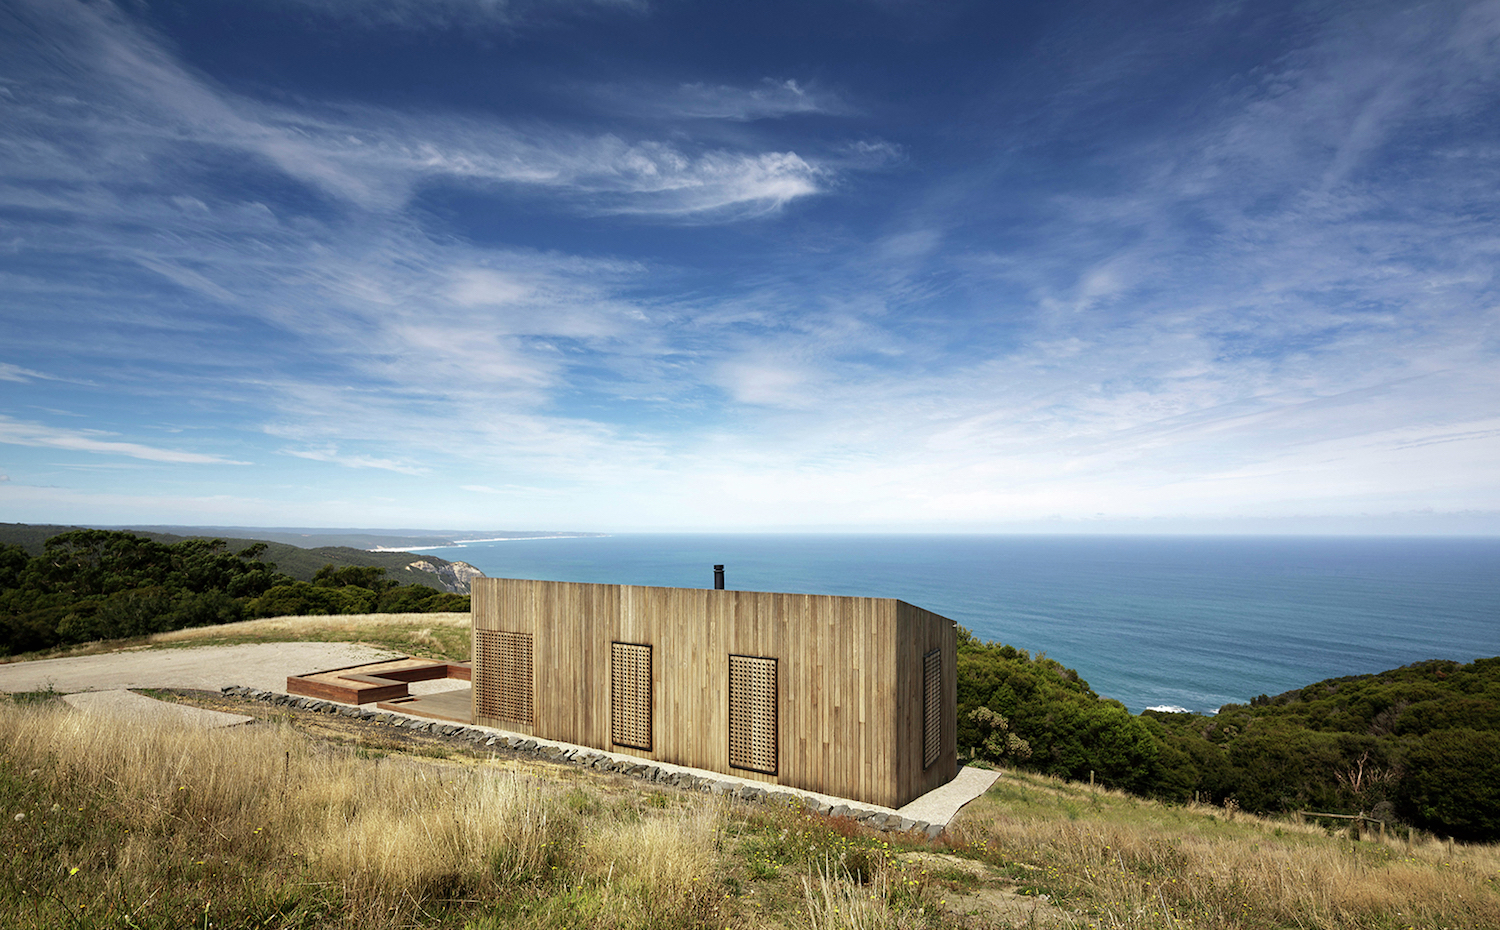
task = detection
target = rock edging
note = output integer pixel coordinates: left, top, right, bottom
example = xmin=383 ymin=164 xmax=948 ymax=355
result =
xmin=221 ymin=685 xmax=943 ymax=839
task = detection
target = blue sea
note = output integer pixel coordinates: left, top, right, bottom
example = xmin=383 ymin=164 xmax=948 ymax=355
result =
xmin=409 ymin=534 xmax=1500 ymax=715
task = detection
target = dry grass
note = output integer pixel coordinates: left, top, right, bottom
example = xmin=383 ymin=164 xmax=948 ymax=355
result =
xmin=950 ymin=770 xmax=1500 ymax=929
xmin=150 ymin=612 xmax=473 ymax=660
xmin=0 ymin=697 xmax=728 ymax=929
xmin=0 ymin=613 xmax=475 ymax=666
xmin=801 ymin=860 xmax=929 ymax=930
xmin=4 ymin=682 xmax=1498 ymax=929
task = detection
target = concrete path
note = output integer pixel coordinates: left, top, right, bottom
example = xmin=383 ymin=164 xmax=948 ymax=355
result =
xmin=62 ymin=689 xmax=255 ymax=728
xmin=0 ymin=642 xmax=399 ymax=695
xmin=896 ymin=765 xmax=1001 ymax=825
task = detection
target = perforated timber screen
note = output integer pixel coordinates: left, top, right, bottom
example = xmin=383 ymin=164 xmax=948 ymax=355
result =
xmin=611 ymin=642 xmax=652 ymax=750
xmin=923 ymin=647 xmax=942 ymax=769
xmin=728 ymin=654 xmax=778 ymax=775
xmin=476 ymin=630 xmax=534 ymax=726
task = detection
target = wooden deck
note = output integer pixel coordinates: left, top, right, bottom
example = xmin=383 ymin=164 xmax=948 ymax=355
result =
xmin=287 ymin=657 xmax=471 ymax=705
xmin=377 ymin=686 xmax=474 ymax=724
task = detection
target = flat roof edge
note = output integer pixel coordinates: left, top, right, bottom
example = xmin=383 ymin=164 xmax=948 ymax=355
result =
xmin=473 ymin=577 xmax=955 ymax=623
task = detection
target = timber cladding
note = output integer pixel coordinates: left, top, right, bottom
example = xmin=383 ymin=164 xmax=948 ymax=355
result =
xmin=470 ymin=577 xmax=958 ymax=808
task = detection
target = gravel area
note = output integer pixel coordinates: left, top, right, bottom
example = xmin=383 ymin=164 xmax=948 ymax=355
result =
xmin=0 ymin=642 xmax=399 ymax=695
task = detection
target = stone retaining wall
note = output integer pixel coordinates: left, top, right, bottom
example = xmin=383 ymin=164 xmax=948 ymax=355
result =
xmin=221 ymin=684 xmax=943 ymax=839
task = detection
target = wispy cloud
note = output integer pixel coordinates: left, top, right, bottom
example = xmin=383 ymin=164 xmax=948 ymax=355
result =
xmin=0 ymin=416 xmax=250 ymax=465
xmin=401 ymin=131 xmax=826 ymax=216
xmin=0 ymin=363 xmax=56 ymax=383
xmin=270 ymin=0 xmax=646 ymax=32
xmin=3 ymin=0 xmax=829 ymax=218
xmin=601 ymin=78 xmax=843 ymax=121
xmin=280 ymin=446 xmax=430 ymax=475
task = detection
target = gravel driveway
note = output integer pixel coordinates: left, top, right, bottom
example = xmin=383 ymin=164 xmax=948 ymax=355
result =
xmin=0 ymin=643 xmax=399 ymax=695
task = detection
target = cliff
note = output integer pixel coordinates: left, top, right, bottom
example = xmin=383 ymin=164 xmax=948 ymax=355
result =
xmin=404 ymin=559 xmax=485 ymax=595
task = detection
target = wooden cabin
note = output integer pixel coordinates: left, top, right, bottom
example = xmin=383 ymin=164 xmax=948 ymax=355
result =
xmin=470 ymin=577 xmax=958 ymax=808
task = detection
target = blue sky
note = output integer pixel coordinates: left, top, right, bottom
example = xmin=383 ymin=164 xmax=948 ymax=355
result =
xmin=1 ymin=0 xmax=1497 ymax=533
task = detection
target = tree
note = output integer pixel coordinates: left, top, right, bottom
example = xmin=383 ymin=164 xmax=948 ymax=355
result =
xmin=1397 ymin=728 xmax=1500 ymax=841
xmin=312 ymin=564 xmax=394 ymax=592
xmin=32 ymin=530 xmax=170 ymax=598
xmin=0 ymin=543 xmax=28 ymax=591
xmin=968 ymin=706 xmax=1032 ymax=764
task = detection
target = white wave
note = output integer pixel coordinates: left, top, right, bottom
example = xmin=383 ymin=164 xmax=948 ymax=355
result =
xmin=1146 ymin=704 xmax=1191 ymax=714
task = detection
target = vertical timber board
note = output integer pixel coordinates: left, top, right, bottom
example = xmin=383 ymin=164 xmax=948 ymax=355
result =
xmin=651 ymin=585 xmax=676 ymax=767
xmin=941 ymin=604 xmax=957 ymax=786
xmin=707 ymin=588 xmax=732 ymax=775
xmin=651 ymin=586 xmax=680 ymax=769
xmin=865 ymin=597 xmax=891 ymax=806
xmin=878 ymin=597 xmax=899 ymax=804
xmin=592 ymin=582 xmax=621 ymax=748
xmin=854 ymin=597 xmax=895 ymax=808
xmin=574 ymin=581 xmax=595 ymax=746
xmin=792 ymin=593 xmax=814 ymax=794
xmin=822 ymin=597 xmax=834 ymax=798
xmin=469 ymin=578 xmax=537 ymax=735
xmin=550 ymin=580 xmax=616 ymax=749
xmin=893 ymin=600 xmax=959 ymax=807
xmin=799 ymin=593 xmax=819 ymax=793
xmin=533 ymin=580 xmax=561 ymax=739
xmin=468 ymin=579 xmax=490 ymax=728
xmin=893 ymin=599 xmax=915 ymax=806
xmin=614 ymin=584 xmax=662 ymax=762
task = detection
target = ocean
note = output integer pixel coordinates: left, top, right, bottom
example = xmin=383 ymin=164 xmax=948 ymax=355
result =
xmin=407 ymin=534 xmax=1500 ymax=715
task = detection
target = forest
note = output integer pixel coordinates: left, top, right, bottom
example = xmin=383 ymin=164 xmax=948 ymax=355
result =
xmin=958 ymin=630 xmax=1500 ymax=842
xmin=0 ymin=529 xmax=468 ymax=656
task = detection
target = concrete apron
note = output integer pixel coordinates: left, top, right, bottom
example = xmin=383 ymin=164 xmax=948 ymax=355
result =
xmin=62 ymin=689 xmax=254 ymax=729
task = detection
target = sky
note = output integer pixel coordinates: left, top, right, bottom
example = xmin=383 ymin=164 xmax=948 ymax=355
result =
xmin=1 ymin=0 xmax=1498 ymax=534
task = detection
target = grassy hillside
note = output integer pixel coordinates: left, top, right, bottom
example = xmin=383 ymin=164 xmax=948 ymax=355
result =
xmin=0 ymin=523 xmax=461 ymax=588
xmin=2 ymin=685 xmax=1495 ymax=930
xmin=151 ymin=612 xmax=475 ymax=663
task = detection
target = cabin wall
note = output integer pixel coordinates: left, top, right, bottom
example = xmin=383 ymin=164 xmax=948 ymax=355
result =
xmin=472 ymin=577 xmax=949 ymax=807
xmin=892 ymin=600 xmax=960 ymax=804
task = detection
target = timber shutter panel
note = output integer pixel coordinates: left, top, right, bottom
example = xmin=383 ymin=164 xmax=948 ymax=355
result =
xmin=728 ymin=654 xmax=778 ymax=775
xmin=923 ymin=647 xmax=942 ymax=769
xmin=611 ymin=642 xmax=652 ymax=751
xmin=476 ymin=630 xmax=534 ymax=726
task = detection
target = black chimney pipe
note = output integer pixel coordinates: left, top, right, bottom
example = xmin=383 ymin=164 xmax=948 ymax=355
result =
xmin=713 ymin=564 xmax=725 ymax=590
